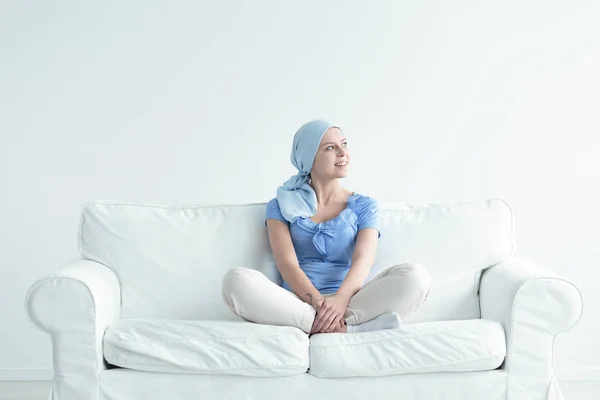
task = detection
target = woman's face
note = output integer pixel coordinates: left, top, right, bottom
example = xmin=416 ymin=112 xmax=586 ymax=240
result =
xmin=310 ymin=127 xmax=350 ymax=180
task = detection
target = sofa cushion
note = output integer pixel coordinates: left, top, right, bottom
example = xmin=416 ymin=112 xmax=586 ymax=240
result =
xmin=79 ymin=198 xmax=514 ymax=322
xmin=103 ymin=319 xmax=309 ymax=377
xmin=308 ymin=319 xmax=505 ymax=378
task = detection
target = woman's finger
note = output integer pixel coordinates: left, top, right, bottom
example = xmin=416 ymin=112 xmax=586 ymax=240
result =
xmin=314 ymin=309 xmax=335 ymax=332
xmin=326 ymin=315 xmax=343 ymax=333
xmin=313 ymin=311 xmax=329 ymax=333
xmin=311 ymin=307 xmax=330 ymax=333
xmin=311 ymin=311 xmax=324 ymax=333
xmin=318 ymin=310 xmax=340 ymax=333
xmin=321 ymin=312 xmax=339 ymax=334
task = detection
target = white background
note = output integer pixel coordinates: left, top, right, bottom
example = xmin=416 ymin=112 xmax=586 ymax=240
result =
xmin=1 ymin=0 xmax=598 ymax=380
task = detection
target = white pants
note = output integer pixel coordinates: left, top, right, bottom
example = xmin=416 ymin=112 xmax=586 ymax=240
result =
xmin=221 ymin=263 xmax=431 ymax=333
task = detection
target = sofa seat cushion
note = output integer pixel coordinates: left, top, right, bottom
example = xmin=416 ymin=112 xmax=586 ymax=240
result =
xmin=309 ymin=319 xmax=505 ymax=378
xmin=103 ymin=319 xmax=309 ymax=377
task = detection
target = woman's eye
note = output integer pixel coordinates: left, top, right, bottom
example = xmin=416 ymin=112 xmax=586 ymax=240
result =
xmin=326 ymin=142 xmax=347 ymax=150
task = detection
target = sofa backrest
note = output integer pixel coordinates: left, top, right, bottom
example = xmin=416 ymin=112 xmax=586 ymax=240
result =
xmin=78 ymin=198 xmax=514 ymax=323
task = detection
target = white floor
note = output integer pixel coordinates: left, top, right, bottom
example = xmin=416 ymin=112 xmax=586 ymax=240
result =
xmin=0 ymin=381 xmax=599 ymax=399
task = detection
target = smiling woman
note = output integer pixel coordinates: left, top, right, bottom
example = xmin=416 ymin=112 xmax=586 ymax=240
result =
xmin=221 ymin=120 xmax=431 ymax=336
xmin=312 ymin=130 xmax=350 ymax=176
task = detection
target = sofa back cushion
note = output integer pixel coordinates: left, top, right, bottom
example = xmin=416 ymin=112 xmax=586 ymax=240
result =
xmin=78 ymin=198 xmax=514 ymax=322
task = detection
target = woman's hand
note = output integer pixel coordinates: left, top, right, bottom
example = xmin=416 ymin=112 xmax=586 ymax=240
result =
xmin=311 ymin=294 xmax=350 ymax=334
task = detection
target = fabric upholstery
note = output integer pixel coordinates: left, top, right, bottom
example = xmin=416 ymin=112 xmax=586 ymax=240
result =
xmin=104 ymin=319 xmax=309 ymax=377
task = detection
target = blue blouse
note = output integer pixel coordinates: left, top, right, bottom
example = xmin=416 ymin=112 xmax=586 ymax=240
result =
xmin=265 ymin=193 xmax=381 ymax=294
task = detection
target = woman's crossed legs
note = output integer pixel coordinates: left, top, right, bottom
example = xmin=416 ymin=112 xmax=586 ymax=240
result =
xmin=221 ymin=263 xmax=431 ymax=334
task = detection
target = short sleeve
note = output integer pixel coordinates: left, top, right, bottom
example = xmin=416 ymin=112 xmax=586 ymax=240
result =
xmin=265 ymin=198 xmax=288 ymax=226
xmin=357 ymin=197 xmax=381 ymax=238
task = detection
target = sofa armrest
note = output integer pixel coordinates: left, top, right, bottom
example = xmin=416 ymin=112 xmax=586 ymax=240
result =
xmin=25 ymin=258 xmax=121 ymax=400
xmin=479 ymin=256 xmax=583 ymax=399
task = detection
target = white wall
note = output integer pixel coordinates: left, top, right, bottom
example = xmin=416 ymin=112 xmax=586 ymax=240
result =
xmin=1 ymin=0 xmax=598 ymax=380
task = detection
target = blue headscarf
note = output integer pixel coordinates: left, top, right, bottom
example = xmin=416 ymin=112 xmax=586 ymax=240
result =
xmin=276 ymin=119 xmax=341 ymax=223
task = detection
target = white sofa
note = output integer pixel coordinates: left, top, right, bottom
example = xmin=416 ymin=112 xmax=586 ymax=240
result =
xmin=25 ymin=198 xmax=582 ymax=400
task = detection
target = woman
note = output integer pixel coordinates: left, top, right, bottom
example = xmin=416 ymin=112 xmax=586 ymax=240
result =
xmin=222 ymin=120 xmax=430 ymax=334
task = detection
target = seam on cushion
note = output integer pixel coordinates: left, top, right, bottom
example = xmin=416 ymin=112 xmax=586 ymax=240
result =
xmin=77 ymin=211 xmax=86 ymax=255
xmin=312 ymin=354 xmax=505 ymax=377
xmin=505 ymin=276 xmax=584 ymax=400
xmin=310 ymin=326 xmax=499 ymax=348
xmin=108 ymin=333 xmax=307 ymax=346
xmin=84 ymin=200 xmax=271 ymax=211
xmin=106 ymin=361 xmax=308 ymax=371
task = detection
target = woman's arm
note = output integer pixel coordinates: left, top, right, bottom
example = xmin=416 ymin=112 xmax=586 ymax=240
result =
xmin=311 ymin=228 xmax=380 ymax=333
xmin=266 ymin=219 xmax=324 ymax=309
xmin=336 ymin=228 xmax=380 ymax=301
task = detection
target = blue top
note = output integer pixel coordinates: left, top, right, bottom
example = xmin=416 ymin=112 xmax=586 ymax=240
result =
xmin=265 ymin=193 xmax=382 ymax=294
